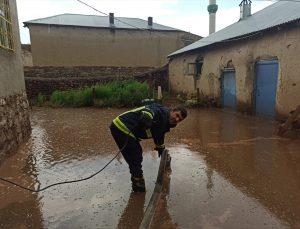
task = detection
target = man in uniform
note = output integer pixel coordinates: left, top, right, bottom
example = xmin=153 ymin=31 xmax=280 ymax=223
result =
xmin=110 ymin=103 xmax=187 ymax=192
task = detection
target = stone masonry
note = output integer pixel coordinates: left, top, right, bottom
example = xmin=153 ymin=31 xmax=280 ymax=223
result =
xmin=0 ymin=92 xmax=31 ymax=163
xmin=24 ymin=65 xmax=169 ymax=99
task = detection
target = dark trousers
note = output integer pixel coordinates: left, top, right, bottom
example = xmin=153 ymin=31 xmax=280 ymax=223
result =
xmin=110 ymin=123 xmax=143 ymax=178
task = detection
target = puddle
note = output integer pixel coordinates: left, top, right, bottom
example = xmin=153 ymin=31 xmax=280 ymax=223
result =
xmin=0 ymin=107 xmax=300 ymax=228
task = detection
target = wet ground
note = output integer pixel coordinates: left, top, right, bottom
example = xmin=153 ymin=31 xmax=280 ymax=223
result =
xmin=0 ymin=107 xmax=300 ymax=229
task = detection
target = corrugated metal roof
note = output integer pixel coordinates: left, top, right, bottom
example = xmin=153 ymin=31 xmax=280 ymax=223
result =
xmin=169 ymin=1 xmax=300 ymax=57
xmin=23 ymin=13 xmax=180 ymax=31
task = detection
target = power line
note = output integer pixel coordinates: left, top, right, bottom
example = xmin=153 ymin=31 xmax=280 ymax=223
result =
xmin=75 ymin=0 xmax=300 ymax=34
xmin=75 ymin=0 xmax=200 ymax=43
xmin=76 ymin=0 xmax=299 ymax=45
xmin=76 ymin=0 xmax=150 ymax=33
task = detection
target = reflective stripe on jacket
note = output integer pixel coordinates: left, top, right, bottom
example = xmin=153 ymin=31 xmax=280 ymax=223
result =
xmin=112 ymin=103 xmax=176 ymax=149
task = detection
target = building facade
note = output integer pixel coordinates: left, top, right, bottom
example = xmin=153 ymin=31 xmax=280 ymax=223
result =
xmin=168 ymin=1 xmax=300 ymax=119
xmin=0 ymin=0 xmax=31 ymax=162
xmin=24 ymin=14 xmax=200 ymax=67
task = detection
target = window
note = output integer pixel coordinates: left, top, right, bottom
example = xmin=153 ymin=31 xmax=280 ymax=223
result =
xmin=0 ymin=0 xmax=14 ymax=51
xmin=188 ymin=60 xmax=203 ymax=78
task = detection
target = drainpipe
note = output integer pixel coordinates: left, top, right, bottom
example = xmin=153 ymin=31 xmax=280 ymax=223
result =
xmin=207 ymin=0 xmax=218 ymax=34
xmin=239 ymin=0 xmax=252 ymax=20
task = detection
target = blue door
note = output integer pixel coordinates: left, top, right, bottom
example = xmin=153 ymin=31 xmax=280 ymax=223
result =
xmin=254 ymin=60 xmax=279 ymax=117
xmin=221 ymin=70 xmax=236 ymax=110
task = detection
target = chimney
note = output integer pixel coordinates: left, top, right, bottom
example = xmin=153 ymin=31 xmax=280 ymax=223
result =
xmin=207 ymin=0 xmax=218 ymax=34
xmin=239 ymin=0 xmax=252 ymax=20
xmin=109 ymin=12 xmax=114 ymax=26
xmin=148 ymin=16 xmax=153 ymax=28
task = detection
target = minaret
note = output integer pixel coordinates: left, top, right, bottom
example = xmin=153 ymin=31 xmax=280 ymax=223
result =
xmin=207 ymin=0 xmax=218 ymax=34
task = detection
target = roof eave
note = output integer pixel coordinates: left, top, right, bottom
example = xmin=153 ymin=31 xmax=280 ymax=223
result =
xmin=168 ymin=18 xmax=300 ymax=58
xmin=22 ymin=21 xmax=181 ymax=32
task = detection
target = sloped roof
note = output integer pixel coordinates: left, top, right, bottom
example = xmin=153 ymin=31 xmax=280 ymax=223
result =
xmin=24 ymin=13 xmax=180 ymax=31
xmin=169 ymin=1 xmax=300 ymax=57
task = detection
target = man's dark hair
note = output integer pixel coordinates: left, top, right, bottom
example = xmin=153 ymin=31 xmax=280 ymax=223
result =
xmin=173 ymin=105 xmax=188 ymax=119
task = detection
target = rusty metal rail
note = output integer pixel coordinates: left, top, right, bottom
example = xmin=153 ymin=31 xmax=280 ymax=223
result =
xmin=139 ymin=149 xmax=168 ymax=229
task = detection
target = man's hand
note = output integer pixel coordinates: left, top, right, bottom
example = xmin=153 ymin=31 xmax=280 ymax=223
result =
xmin=154 ymin=146 xmax=165 ymax=157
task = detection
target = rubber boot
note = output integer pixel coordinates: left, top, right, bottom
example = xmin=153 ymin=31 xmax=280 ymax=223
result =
xmin=131 ymin=176 xmax=146 ymax=192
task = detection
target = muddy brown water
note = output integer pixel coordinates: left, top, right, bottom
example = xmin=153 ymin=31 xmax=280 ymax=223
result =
xmin=0 ymin=107 xmax=300 ymax=229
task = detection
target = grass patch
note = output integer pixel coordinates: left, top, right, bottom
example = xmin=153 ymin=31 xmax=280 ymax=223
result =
xmin=31 ymin=93 xmax=47 ymax=106
xmin=50 ymin=88 xmax=93 ymax=107
xmin=49 ymin=80 xmax=151 ymax=107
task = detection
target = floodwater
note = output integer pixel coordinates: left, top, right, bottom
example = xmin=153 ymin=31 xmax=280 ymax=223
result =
xmin=0 ymin=107 xmax=300 ymax=229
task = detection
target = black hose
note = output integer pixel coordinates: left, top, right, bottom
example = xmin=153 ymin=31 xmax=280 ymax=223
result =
xmin=0 ymin=151 xmax=120 ymax=192
xmin=0 ymin=108 xmax=152 ymax=193
xmin=0 ymin=128 xmax=130 ymax=193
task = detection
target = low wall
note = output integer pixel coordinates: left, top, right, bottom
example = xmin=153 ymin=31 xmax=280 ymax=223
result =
xmin=0 ymin=92 xmax=31 ymax=163
xmin=24 ymin=66 xmax=168 ymax=99
xmin=21 ymin=44 xmax=33 ymax=67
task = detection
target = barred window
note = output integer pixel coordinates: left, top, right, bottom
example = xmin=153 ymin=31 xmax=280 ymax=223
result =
xmin=0 ymin=0 xmax=14 ymax=51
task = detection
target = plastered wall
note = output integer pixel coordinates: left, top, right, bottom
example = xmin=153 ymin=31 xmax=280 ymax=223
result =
xmin=28 ymin=24 xmax=199 ymax=67
xmin=0 ymin=0 xmax=25 ymax=97
xmin=0 ymin=0 xmax=31 ymax=162
xmin=169 ymin=26 xmax=300 ymax=117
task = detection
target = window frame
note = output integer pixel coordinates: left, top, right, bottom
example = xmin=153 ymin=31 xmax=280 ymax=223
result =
xmin=187 ymin=60 xmax=203 ymax=78
xmin=0 ymin=0 xmax=14 ymax=51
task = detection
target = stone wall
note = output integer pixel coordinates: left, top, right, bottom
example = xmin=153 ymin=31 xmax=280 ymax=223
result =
xmin=21 ymin=44 xmax=33 ymax=66
xmin=0 ymin=92 xmax=31 ymax=163
xmin=135 ymin=65 xmax=169 ymax=91
xmin=0 ymin=0 xmax=31 ymax=163
xmin=24 ymin=65 xmax=169 ymax=99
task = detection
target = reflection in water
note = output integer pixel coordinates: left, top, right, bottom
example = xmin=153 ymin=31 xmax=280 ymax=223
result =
xmin=205 ymin=166 xmax=214 ymax=198
xmin=117 ymin=192 xmax=146 ymax=228
xmin=168 ymin=109 xmax=300 ymax=228
xmin=0 ymin=131 xmax=44 ymax=228
xmin=0 ymin=107 xmax=154 ymax=228
xmin=151 ymin=167 xmax=179 ymax=228
xmin=1 ymin=107 xmax=300 ymax=228
xmin=158 ymin=145 xmax=290 ymax=228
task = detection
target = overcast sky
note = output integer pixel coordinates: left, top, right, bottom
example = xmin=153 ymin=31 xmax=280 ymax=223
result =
xmin=16 ymin=0 xmax=274 ymax=44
